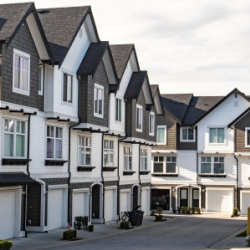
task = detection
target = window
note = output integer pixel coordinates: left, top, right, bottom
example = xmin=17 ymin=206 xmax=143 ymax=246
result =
xmin=149 ymin=113 xmax=154 ymax=136
xmin=124 ymin=146 xmax=132 ymax=170
xmin=140 ymin=148 xmax=148 ymax=170
xmin=4 ymin=119 xmax=26 ymax=157
xmin=78 ymin=136 xmax=91 ymax=166
xmin=46 ymin=126 xmax=63 ymax=159
xmin=94 ymin=84 xmax=104 ymax=117
xmin=209 ymin=128 xmax=225 ymax=143
xmin=153 ymin=156 xmax=177 ymax=174
xmin=245 ymin=128 xmax=250 ymax=147
xmin=63 ymin=73 xmax=73 ymax=103
xmin=136 ymin=105 xmax=143 ymax=132
xmin=200 ymin=156 xmax=224 ymax=174
xmin=103 ymin=140 xmax=114 ymax=166
xmin=115 ymin=98 xmax=122 ymax=122
xmin=181 ymin=127 xmax=195 ymax=142
xmin=13 ymin=49 xmax=30 ymax=95
xmin=38 ymin=66 xmax=43 ymax=95
xmin=157 ymin=126 xmax=167 ymax=145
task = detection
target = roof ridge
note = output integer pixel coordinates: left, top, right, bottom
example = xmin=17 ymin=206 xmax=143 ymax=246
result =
xmin=37 ymin=5 xmax=90 ymax=10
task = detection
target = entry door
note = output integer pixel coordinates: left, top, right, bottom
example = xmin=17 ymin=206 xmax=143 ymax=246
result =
xmin=192 ymin=189 xmax=199 ymax=207
xmin=180 ymin=188 xmax=188 ymax=207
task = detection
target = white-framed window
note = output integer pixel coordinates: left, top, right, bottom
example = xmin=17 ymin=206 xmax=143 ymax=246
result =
xmin=124 ymin=146 xmax=132 ymax=170
xmin=136 ymin=105 xmax=143 ymax=132
xmin=78 ymin=136 xmax=91 ymax=166
xmin=149 ymin=112 xmax=154 ymax=136
xmin=94 ymin=84 xmax=104 ymax=118
xmin=63 ymin=73 xmax=73 ymax=103
xmin=140 ymin=148 xmax=148 ymax=170
xmin=115 ymin=98 xmax=122 ymax=122
xmin=157 ymin=126 xmax=167 ymax=145
xmin=153 ymin=156 xmax=177 ymax=174
xmin=103 ymin=140 xmax=114 ymax=166
xmin=46 ymin=126 xmax=63 ymax=159
xmin=200 ymin=156 xmax=225 ymax=174
xmin=38 ymin=65 xmax=43 ymax=95
xmin=245 ymin=127 xmax=250 ymax=147
xmin=4 ymin=119 xmax=26 ymax=158
xmin=180 ymin=127 xmax=195 ymax=142
xmin=13 ymin=49 xmax=30 ymax=96
xmin=209 ymin=128 xmax=225 ymax=144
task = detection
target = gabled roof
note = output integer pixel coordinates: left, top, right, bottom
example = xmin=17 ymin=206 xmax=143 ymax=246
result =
xmin=150 ymin=85 xmax=164 ymax=116
xmin=228 ymin=107 xmax=250 ymax=128
xmin=150 ymin=85 xmax=158 ymax=98
xmin=38 ymin=6 xmax=99 ymax=65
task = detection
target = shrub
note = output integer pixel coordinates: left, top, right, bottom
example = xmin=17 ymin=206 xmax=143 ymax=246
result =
xmin=120 ymin=221 xmax=129 ymax=229
xmin=63 ymin=230 xmax=77 ymax=240
xmin=88 ymin=224 xmax=94 ymax=232
xmin=231 ymin=207 xmax=239 ymax=217
xmin=155 ymin=215 xmax=163 ymax=221
xmin=195 ymin=207 xmax=201 ymax=214
xmin=156 ymin=206 xmax=163 ymax=215
xmin=150 ymin=209 xmax=156 ymax=216
xmin=0 ymin=240 xmax=13 ymax=250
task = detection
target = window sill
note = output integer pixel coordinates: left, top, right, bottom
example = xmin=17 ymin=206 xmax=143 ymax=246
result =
xmin=2 ymin=158 xmax=31 ymax=165
xmin=199 ymin=174 xmax=226 ymax=178
xmin=180 ymin=140 xmax=195 ymax=143
xmin=136 ymin=129 xmax=142 ymax=133
xmin=94 ymin=113 xmax=104 ymax=119
xmin=45 ymin=160 xmax=68 ymax=166
xmin=140 ymin=171 xmax=150 ymax=175
xmin=77 ymin=166 xmax=96 ymax=172
xmin=103 ymin=166 xmax=118 ymax=172
xmin=152 ymin=173 xmax=178 ymax=177
xmin=123 ymin=171 xmax=135 ymax=176
xmin=13 ymin=88 xmax=30 ymax=96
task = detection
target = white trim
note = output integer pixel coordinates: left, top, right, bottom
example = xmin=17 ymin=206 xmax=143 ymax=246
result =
xmin=149 ymin=112 xmax=155 ymax=136
xmin=62 ymin=71 xmax=73 ymax=106
xmin=240 ymin=190 xmax=250 ymax=213
xmin=72 ymin=188 xmax=89 ymax=194
xmin=48 ymin=184 xmax=68 ymax=190
xmin=120 ymin=188 xmax=131 ymax=193
xmin=105 ymin=186 xmax=117 ymax=191
xmin=136 ymin=104 xmax=143 ymax=132
xmin=78 ymin=134 xmax=92 ymax=166
xmin=94 ymin=83 xmax=104 ymax=118
xmin=180 ymin=127 xmax=195 ymax=142
xmin=157 ymin=125 xmax=167 ymax=145
xmin=115 ymin=98 xmax=122 ymax=122
xmin=245 ymin=127 xmax=250 ymax=147
xmin=199 ymin=155 xmax=226 ymax=175
xmin=208 ymin=127 xmax=227 ymax=145
xmin=38 ymin=65 xmax=44 ymax=95
xmin=12 ymin=49 xmax=30 ymax=96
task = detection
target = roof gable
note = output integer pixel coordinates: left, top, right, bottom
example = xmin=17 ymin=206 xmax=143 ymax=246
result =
xmin=228 ymin=107 xmax=250 ymax=128
xmin=150 ymin=85 xmax=164 ymax=116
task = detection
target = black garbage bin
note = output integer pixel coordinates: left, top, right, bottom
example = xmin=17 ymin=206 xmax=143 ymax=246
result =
xmin=129 ymin=206 xmax=144 ymax=226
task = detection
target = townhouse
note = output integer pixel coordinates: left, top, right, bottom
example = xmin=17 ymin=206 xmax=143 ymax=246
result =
xmin=0 ymin=2 xmax=160 ymax=240
xmin=152 ymin=88 xmax=250 ymax=214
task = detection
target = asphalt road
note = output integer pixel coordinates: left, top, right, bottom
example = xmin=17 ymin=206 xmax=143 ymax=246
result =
xmin=45 ymin=215 xmax=246 ymax=250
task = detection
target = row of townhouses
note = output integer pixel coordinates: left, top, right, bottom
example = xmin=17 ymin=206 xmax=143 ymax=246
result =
xmin=0 ymin=2 xmax=250 ymax=241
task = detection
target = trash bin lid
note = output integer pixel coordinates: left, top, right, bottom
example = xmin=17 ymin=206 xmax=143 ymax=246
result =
xmin=132 ymin=205 xmax=141 ymax=210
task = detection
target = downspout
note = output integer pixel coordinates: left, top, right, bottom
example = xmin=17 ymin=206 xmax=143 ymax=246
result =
xmin=138 ymin=144 xmax=142 ymax=206
xmin=234 ymin=155 xmax=239 ymax=210
xmin=67 ymin=75 xmax=82 ymax=226
xmin=101 ymin=132 xmax=105 ymax=224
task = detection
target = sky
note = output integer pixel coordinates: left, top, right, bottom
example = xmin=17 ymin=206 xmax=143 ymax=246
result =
xmin=1 ymin=0 xmax=250 ymax=96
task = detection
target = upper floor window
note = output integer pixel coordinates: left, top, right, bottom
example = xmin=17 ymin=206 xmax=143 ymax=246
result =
xmin=166 ymin=156 xmax=177 ymax=173
xmin=13 ymin=49 xmax=30 ymax=96
xmin=157 ymin=126 xmax=167 ymax=145
xmin=63 ymin=73 xmax=73 ymax=103
xmin=209 ymin=128 xmax=225 ymax=144
xmin=153 ymin=156 xmax=177 ymax=174
xmin=94 ymin=84 xmax=104 ymax=118
xmin=124 ymin=146 xmax=132 ymax=170
xmin=115 ymin=98 xmax=122 ymax=122
xmin=136 ymin=105 xmax=143 ymax=132
xmin=200 ymin=156 xmax=224 ymax=174
xmin=140 ymin=148 xmax=148 ymax=170
xmin=78 ymin=136 xmax=91 ymax=166
xmin=245 ymin=128 xmax=250 ymax=147
xmin=38 ymin=66 xmax=43 ymax=95
xmin=4 ymin=119 xmax=26 ymax=157
xmin=180 ymin=127 xmax=195 ymax=142
xmin=149 ymin=112 xmax=154 ymax=136
xmin=104 ymin=140 xmax=114 ymax=166
xmin=47 ymin=126 xmax=62 ymax=159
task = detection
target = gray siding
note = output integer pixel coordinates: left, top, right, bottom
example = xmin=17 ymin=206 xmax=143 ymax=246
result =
xmin=177 ymin=125 xmax=197 ymax=150
xmin=1 ymin=22 xmax=43 ymax=110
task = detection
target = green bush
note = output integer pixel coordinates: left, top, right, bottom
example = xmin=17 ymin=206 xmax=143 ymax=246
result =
xmin=156 ymin=206 xmax=163 ymax=215
xmin=155 ymin=215 xmax=163 ymax=221
xmin=150 ymin=209 xmax=156 ymax=216
xmin=0 ymin=240 xmax=13 ymax=250
xmin=120 ymin=221 xmax=129 ymax=229
xmin=63 ymin=230 xmax=77 ymax=240
xmin=195 ymin=207 xmax=201 ymax=214
xmin=231 ymin=207 xmax=239 ymax=217
xmin=88 ymin=224 xmax=94 ymax=232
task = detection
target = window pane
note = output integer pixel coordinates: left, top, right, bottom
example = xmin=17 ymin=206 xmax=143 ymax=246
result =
xmin=201 ymin=163 xmax=211 ymax=173
xmin=85 ymin=153 xmax=91 ymax=165
xmin=118 ymin=99 xmax=122 ymax=121
xmin=104 ymin=140 xmax=108 ymax=149
xmin=63 ymin=73 xmax=67 ymax=102
xmin=8 ymin=120 xmax=14 ymax=132
xmin=157 ymin=127 xmax=165 ymax=143
xmin=98 ymin=89 xmax=103 ymax=115
xmin=78 ymin=148 xmax=84 ymax=165
xmin=166 ymin=163 xmax=176 ymax=173
xmin=67 ymin=75 xmax=72 ymax=103
xmin=182 ymin=129 xmax=187 ymax=140
xmin=159 ymin=156 xmax=164 ymax=162
xmin=47 ymin=138 xmax=54 ymax=158
xmin=14 ymin=55 xmax=20 ymax=88
xmin=51 ymin=126 xmax=54 ymax=137
xmin=21 ymin=57 xmax=28 ymax=91
xmin=218 ymin=128 xmax=224 ymax=143
xmin=38 ymin=67 xmax=42 ymax=92
xmin=16 ymin=121 xmax=20 ymax=133
xmin=4 ymin=134 xmax=14 ymax=157
xmin=188 ymin=129 xmax=194 ymax=140
xmin=129 ymin=156 xmax=132 ymax=170
xmin=94 ymin=88 xmax=98 ymax=113
xmin=55 ymin=139 xmax=62 ymax=158
xmin=210 ymin=128 xmax=217 ymax=143
xmin=109 ymin=151 xmax=114 ymax=165
xmin=214 ymin=163 xmax=224 ymax=173
xmin=154 ymin=163 xmax=163 ymax=172
xmin=124 ymin=156 xmax=128 ymax=170
xmin=16 ymin=135 xmax=25 ymax=157
xmin=104 ymin=151 xmax=108 ymax=165
xmin=21 ymin=122 xmax=25 ymax=134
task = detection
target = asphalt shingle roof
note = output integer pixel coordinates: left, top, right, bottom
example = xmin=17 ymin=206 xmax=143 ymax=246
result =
xmin=110 ymin=44 xmax=134 ymax=80
xmin=38 ymin=6 xmax=90 ymax=63
xmin=77 ymin=42 xmax=108 ymax=75
xmin=0 ymin=2 xmax=33 ymax=41
xmin=124 ymin=71 xmax=147 ymax=99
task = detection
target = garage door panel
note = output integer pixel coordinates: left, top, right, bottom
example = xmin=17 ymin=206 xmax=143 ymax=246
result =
xmin=242 ymin=193 xmax=250 ymax=215
xmin=105 ymin=190 xmax=114 ymax=222
xmin=120 ymin=192 xmax=130 ymax=213
xmin=0 ymin=191 xmax=16 ymax=239
xmin=73 ymin=193 xmax=85 ymax=218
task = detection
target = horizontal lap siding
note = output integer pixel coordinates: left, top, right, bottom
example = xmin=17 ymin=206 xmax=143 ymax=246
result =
xmin=238 ymin=157 xmax=250 ymax=187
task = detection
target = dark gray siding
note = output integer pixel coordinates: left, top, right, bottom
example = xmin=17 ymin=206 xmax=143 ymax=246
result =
xmin=177 ymin=125 xmax=197 ymax=150
xmin=1 ymin=22 xmax=43 ymax=110
xmin=79 ymin=60 xmax=109 ymax=127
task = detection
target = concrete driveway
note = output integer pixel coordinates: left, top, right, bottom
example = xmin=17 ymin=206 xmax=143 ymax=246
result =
xmin=12 ymin=213 xmax=247 ymax=250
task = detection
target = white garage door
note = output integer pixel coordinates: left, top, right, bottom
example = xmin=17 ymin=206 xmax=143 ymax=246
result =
xmin=105 ymin=190 xmax=114 ymax=222
xmin=120 ymin=192 xmax=130 ymax=213
xmin=141 ymin=189 xmax=149 ymax=215
xmin=73 ymin=192 xmax=88 ymax=219
xmin=0 ymin=190 xmax=16 ymax=239
xmin=48 ymin=189 xmax=63 ymax=230
xmin=207 ymin=190 xmax=233 ymax=213
xmin=241 ymin=193 xmax=250 ymax=215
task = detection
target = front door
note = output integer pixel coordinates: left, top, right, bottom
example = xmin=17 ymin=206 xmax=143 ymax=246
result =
xmin=180 ymin=188 xmax=188 ymax=207
xmin=192 ymin=189 xmax=199 ymax=207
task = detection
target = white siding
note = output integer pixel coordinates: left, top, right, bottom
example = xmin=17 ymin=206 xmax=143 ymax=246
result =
xmin=44 ymin=65 xmax=54 ymax=113
xmin=239 ymin=157 xmax=250 ymax=187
